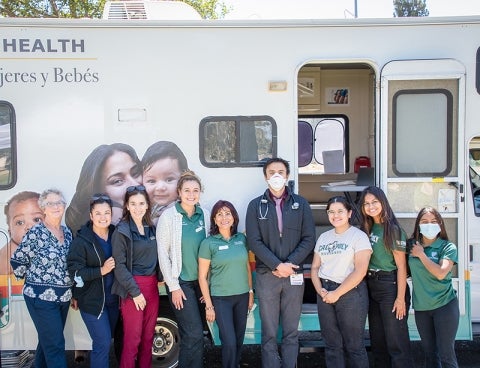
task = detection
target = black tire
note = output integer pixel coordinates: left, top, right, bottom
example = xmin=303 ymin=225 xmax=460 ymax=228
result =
xmin=151 ymin=316 xmax=180 ymax=368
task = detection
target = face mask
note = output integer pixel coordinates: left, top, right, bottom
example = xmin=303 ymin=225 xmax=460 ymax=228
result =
xmin=419 ymin=223 xmax=441 ymax=240
xmin=267 ymin=173 xmax=287 ymax=191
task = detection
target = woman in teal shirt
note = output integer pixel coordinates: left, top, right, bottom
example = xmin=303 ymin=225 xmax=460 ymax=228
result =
xmin=409 ymin=206 xmax=459 ymax=368
xmin=157 ymin=171 xmax=210 ymax=368
xmin=359 ymin=186 xmax=413 ymax=367
xmin=198 ymin=200 xmax=254 ymax=368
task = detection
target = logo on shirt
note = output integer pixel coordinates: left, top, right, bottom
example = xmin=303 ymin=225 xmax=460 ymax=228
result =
xmin=317 ymin=241 xmax=349 ymax=255
xmin=429 ymin=251 xmax=439 ymax=262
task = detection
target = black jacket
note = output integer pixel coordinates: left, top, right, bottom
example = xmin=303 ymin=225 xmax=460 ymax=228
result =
xmin=246 ymin=187 xmax=316 ymax=273
xmin=111 ymin=220 xmax=162 ymax=299
xmin=67 ymin=221 xmax=116 ymax=317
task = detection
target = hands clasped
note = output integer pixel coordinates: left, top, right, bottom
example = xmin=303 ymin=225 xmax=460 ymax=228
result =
xmin=272 ymin=262 xmax=299 ymax=278
xmin=320 ymin=288 xmax=339 ymax=304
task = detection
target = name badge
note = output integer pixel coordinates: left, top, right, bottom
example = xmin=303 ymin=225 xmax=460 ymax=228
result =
xmin=290 ymin=273 xmax=304 ymax=286
xmin=219 ymin=245 xmax=229 ymax=250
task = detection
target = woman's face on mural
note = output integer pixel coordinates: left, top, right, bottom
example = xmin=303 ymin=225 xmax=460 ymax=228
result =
xmin=101 ymin=151 xmax=141 ymax=223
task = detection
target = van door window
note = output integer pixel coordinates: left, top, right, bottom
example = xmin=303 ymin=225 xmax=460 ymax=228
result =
xmin=199 ymin=116 xmax=276 ymax=167
xmin=392 ymin=88 xmax=454 ymax=177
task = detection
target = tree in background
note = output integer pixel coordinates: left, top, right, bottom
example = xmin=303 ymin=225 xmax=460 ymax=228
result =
xmin=393 ymin=0 xmax=429 ymax=17
xmin=184 ymin=0 xmax=229 ymax=19
xmin=0 ymin=0 xmax=229 ymax=19
xmin=0 ymin=0 xmax=106 ymax=18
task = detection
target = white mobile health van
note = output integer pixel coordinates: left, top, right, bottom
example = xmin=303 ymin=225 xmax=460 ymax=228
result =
xmin=0 ymin=4 xmax=480 ymax=366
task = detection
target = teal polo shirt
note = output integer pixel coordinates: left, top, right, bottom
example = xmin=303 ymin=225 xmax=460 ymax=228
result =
xmin=177 ymin=202 xmax=207 ymax=281
xmin=198 ymin=232 xmax=249 ymax=296
xmin=408 ymin=238 xmax=457 ymax=311
xmin=368 ymin=223 xmax=407 ymax=271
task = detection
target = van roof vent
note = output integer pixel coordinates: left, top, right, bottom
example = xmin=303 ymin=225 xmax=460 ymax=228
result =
xmin=104 ymin=1 xmax=147 ymax=19
xmin=103 ymin=1 xmax=202 ymax=20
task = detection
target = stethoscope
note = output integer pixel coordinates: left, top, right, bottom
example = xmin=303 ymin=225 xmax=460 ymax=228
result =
xmin=258 ymin=195 xmax=300 ymax=220
xmin=258 ymin=197 xmax=269 ymax=220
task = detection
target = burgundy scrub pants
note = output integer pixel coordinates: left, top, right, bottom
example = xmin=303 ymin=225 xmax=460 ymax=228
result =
xmin=120 ymin=274 xmax=159 ymax=368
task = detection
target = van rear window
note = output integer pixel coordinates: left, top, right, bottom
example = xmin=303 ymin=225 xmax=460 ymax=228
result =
xmin=0 ymin=102 xmax=16 ymax=189
xmin=199 ymin=116 xmax=277 ymax=167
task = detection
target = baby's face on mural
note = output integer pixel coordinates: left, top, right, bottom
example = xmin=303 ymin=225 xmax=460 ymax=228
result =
xmin=8 ymin=198 xmax=44 ymax=245
xmin=143 ymin=157 xmax=181 ymax=208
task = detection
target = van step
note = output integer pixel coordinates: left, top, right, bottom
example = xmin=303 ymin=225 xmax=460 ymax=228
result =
xmin=299 ymin=339 xmax=325 ymax=353
xmin=299 ymin=332 xmax=372 ymax=353
xmin=301 ymin=303 xmax=317 ymax=314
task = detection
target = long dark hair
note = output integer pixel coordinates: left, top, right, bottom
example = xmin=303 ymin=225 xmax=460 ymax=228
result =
xmin=359 ymin=186 xmax=403 ymax=251
xmin=66 ymin=143 xmax=140 ymax=234
xmin=209 ymin=200 xmax=239 ymax=236
xmin=411 ymin=206 xmax=449 ymax=243
xmin=121 ymin=186 xmax=153 ymax=227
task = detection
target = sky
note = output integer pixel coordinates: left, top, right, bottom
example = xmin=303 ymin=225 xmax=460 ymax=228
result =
xmin=223 ymin=0 xmax=480 ymax=19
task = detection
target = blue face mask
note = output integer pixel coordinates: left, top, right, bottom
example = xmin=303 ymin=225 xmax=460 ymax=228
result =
xmin=419 ymin=223 xmax=441 ymax=240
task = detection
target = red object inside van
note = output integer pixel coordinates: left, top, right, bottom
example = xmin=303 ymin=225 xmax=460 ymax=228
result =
xmin=354 ymin=156 xmax=371 ymax=173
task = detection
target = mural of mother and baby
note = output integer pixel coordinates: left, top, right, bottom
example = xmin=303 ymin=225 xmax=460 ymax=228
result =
xmin=66 ymin=140 xmax=189 ymax=233
xmin=0 ymin=141 xmax=188 ymax=330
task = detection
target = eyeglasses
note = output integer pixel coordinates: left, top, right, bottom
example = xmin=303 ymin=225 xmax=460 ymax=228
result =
xmin=45 ymin=201 xmax=66 ymax=208
xmin=126 ymin=185 xmax=146 ymax=193
xmin=363 ymin=200 xmax=380 ymax=208
xmin=326 ymin=209 xmax=347 ymax=216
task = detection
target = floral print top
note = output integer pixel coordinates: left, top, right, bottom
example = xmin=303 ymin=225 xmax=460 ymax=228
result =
xmin=11 ymin=222 xmax=73 ymax=302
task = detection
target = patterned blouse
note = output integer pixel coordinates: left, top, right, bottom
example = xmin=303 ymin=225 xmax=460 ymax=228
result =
xmin=11 ymin=222 xmax=73 ymax=302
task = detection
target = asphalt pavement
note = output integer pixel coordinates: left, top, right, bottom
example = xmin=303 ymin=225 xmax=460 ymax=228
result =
xmin=64 ymin=333 xmax=480 ymax=367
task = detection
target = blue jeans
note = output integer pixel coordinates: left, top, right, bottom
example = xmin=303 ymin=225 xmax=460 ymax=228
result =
xmin=168 ymin=279 xmax=204 ymax=368
xmin=81 ymin=301 xmax=119 ymax=368
xmin=24 ymin=295 xmax=70 ymax=368
xmin=367 ymin=271 xmax=413 ymax=367
xmin=317 ymin=279 xmax=369 ymax=368
xmin=256 ymin=271 xmax=304 ymax=368
xmin=414 ymin=297 xmax=459 ymax=368
xmin=212 ymin=293 xmax=249 ymax=368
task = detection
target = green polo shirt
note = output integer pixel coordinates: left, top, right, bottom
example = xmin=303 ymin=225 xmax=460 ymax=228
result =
xmin=198 ymin=232 xmax=249 ymax=296
xmin=408 ymin=238 xmax=457 ymax=311
xmin=368 ymin=223 xmax=407 ymax=271
xmin=177 ymin=202 xmax=207 ymax=281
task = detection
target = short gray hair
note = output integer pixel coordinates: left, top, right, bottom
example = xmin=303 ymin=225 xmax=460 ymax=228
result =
xmin=38 ymin=188 xmax=67 ymax=210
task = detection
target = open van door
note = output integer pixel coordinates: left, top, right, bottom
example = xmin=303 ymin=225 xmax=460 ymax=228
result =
xmin=468 ymin=136 xmax=480 ymax=323
xmin=380 ymin=59 xmax=471 ymax=339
